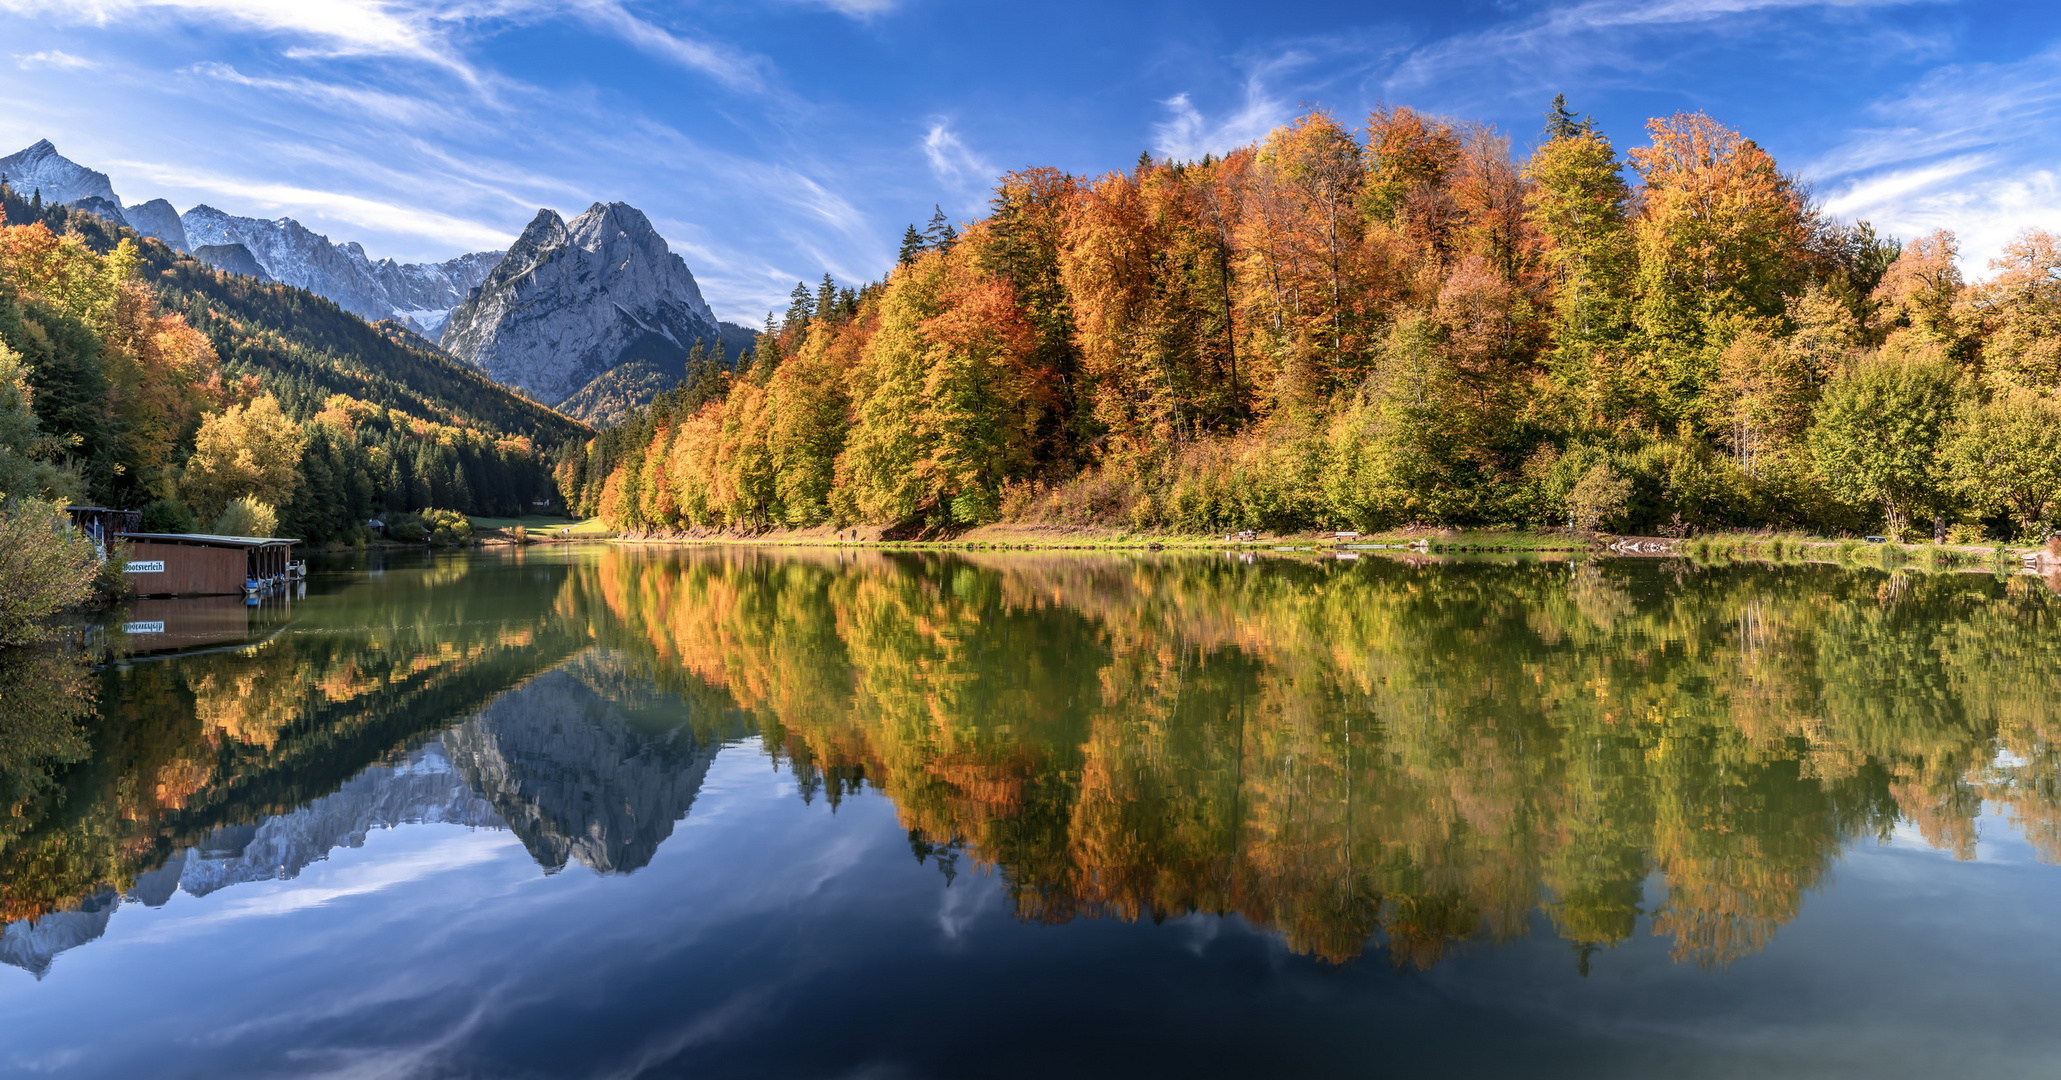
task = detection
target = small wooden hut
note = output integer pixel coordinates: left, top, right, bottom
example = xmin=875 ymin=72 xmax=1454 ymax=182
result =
xmin=117 ymin=533 xmax=299 ymax=597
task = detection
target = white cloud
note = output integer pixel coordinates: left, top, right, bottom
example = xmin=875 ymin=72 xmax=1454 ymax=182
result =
xmin=922 ymin=121 xmax=992 ymax=184
xmin=785 ymin=0 xmax=896 ymax=15
xmin=0 ymin=0 xmax=783 ymax=94
xmin=0 ymin=0 xmax=490 ymax=81
xmin=572 ymin=1 xmax=774 ymax=95
xmin=185 ymin=60 xmax=474 ymax=130
xmin=921 ymin=120 xmax=997 ymax=213
xmin=110 ymin=157 xmax=514 ymax=249
xmin=1384 ymin=0 xmax=1936 ymax=105
xmin=17 ymin=49 xmax=98 ymax=69
xmin=1805 ymin=41 xmax=2061 ymax=276
xmin=1153 ymin=76 xmax=1294 ymax=162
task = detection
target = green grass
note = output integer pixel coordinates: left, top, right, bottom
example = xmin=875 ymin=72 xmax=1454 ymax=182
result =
xmin=466 ymin=514 xmax=580 ymax=530
xmin=556 ymin=517 xmax=617 ymax=537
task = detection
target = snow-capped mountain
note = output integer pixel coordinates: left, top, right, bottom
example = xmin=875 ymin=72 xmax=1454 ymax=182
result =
xmin=439 ymin=202 xmax=729 ymax=415
xmin=3 ymin=140 xmax=751 ymax=407
xmin=1 ymin=140 xmax=505 ymax=336
xmin=181 ymin=205 xmax=502 ymax=336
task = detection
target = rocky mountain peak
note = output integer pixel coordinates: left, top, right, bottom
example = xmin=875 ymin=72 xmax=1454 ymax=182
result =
xmin=439 ymin=200 xmax=725 ymax=413
xmin=0 ymin=138 xmax=119 ymax=206
xmin=121 ymin=198 xmax=188 ymax=251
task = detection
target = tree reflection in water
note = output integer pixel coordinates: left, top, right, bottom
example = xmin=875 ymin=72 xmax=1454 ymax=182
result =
xmin=589 ymin=549 xmax=2061 ymax=968
xmin=2 ymin=547 xmax=2058 ymax=974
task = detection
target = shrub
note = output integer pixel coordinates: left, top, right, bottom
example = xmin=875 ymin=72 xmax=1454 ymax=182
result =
xmin=1567 ymin=462 xmax=1633 ymax=532
xmin=385 ymin=513 xmax=427 ymax=543
xmin=0 ymin=499 xmax=103 ymax=646
xmin=1945 ymin=522 xmax=1989 ymax=546
xmin=421 ymin=508 xmax=473 ymax=546
xmin=212 ymin=496 xmax=278 ymax=538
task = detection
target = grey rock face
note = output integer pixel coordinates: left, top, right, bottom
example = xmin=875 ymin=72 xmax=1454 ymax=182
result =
xmin=193 ymin=242 xmax=268 ymax=280
xmin=439 ymin=202 xmax=723 ymax=409
xmin=443 ymin=658 xmax=717 ymax=875
xmin=0 ymin=651 xmax=732 ymax=975
xmin=181 ymin=204 xmax=502 ymax=334
xmin=121 ymin=198 xmax=188 ymax=252
xmin=0 ymin=888 xmax=118 ymax=979
xmin=0 ymin=139 xmax=117 ymax=206
xmin=169 ymin=741 xmax=502 ymax=901
xmin=64 ymin=195 xmax=128 ymax=227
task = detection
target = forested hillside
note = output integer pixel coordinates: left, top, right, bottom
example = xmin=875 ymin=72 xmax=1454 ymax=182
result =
xmin=0 ymin=183 xmax=589 ymax=543
xmin=574 ymin=101 xmax=2061 ymax=542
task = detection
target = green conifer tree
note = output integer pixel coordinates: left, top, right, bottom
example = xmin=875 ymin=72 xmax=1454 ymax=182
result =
xmin=784 ymin=281 xmax=815 ymax=333
xmin=1544 ymin=94 xmax=1597 ymax=140
xmin=815 ymin=274 xmax=839 ymax=326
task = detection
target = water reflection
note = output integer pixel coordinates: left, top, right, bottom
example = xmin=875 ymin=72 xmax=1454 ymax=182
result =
xmin=582 ymin=549 xmax=2061 ymax=968
xmin=2 ymin=547 xmax=2059 ymax=980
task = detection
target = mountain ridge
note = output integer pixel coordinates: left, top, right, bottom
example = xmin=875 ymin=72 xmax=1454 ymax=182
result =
xmin=4 ymin=139 xmax=761 ymax=427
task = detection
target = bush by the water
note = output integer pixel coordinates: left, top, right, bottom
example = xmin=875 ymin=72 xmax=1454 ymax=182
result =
xmin=0 ymin=500 xmax=103 ymax=646
xmin=423 ymin=509 xmax=473 ymax=545
xmin=383 ymin=509 xmax=472 ymax=545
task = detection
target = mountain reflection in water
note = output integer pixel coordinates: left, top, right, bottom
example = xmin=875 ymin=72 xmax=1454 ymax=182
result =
xmin=3 ymin=546 xmax=2060 ymax=984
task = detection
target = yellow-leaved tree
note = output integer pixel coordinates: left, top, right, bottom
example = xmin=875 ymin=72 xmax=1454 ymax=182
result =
xmin=181 ymin=393 xmax=304 ymax=526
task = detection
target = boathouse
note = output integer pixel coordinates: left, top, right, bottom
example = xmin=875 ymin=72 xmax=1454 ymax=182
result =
xmin=65 ymin=506 xmax=142 ymax=556
xmin=117 ymin=533 xmax=299 ymax=597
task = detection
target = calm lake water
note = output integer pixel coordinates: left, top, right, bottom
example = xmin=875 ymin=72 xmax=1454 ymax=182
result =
xmin=4 ymin=545 xmax=2061 ymax=1078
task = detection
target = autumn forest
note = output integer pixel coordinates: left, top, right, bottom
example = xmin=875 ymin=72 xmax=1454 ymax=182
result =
xmin=565 ymin=99 xmax=2061 ymax=543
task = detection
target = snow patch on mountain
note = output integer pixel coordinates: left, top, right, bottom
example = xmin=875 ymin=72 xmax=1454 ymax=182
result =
xmin=180 ymin=204 xmax=502 ymax=333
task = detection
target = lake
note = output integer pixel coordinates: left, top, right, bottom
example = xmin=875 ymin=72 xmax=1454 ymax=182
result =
xmin=4 ymin=545 xmax=2061 ymax=1078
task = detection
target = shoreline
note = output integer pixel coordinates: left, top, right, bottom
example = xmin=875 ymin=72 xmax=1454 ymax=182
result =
xmin=556 ymin=523 xmax=2061 ymax=576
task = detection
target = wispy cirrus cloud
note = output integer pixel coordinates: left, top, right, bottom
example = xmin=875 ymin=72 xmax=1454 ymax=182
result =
xmin=921 ymin=120 xmax=995 ymax=214
xmin=110 ymin=157 xmax=515 ymax=248
xmin=1807 ymin=40 xmax=2061 ymax=273
xmin=17 ymin=48 xmax=97 ymax=69
xmin=0 ymin=0 xmax=493 ymax=81
xmin=785 ymin=0 xmax=897 ymax=16
xmin=572 ymin=1 xmax=776 ymax=95
xmin=1383 ymin=0 xmax=1940 ymax=105
xmin=0 ymin=0 xmax=784 ymax=96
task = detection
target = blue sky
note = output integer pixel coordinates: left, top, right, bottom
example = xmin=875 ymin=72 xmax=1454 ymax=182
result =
xmin=0 ymin=0 xmax=2057 ymax=323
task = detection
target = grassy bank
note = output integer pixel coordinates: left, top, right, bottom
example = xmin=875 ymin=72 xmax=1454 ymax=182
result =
xmin=1680 ymin=531 xmax=2052 ymax=574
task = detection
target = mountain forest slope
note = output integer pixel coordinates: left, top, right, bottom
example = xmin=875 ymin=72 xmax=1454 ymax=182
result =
xmin=1 ymin=182 xmax=589 ymax=541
